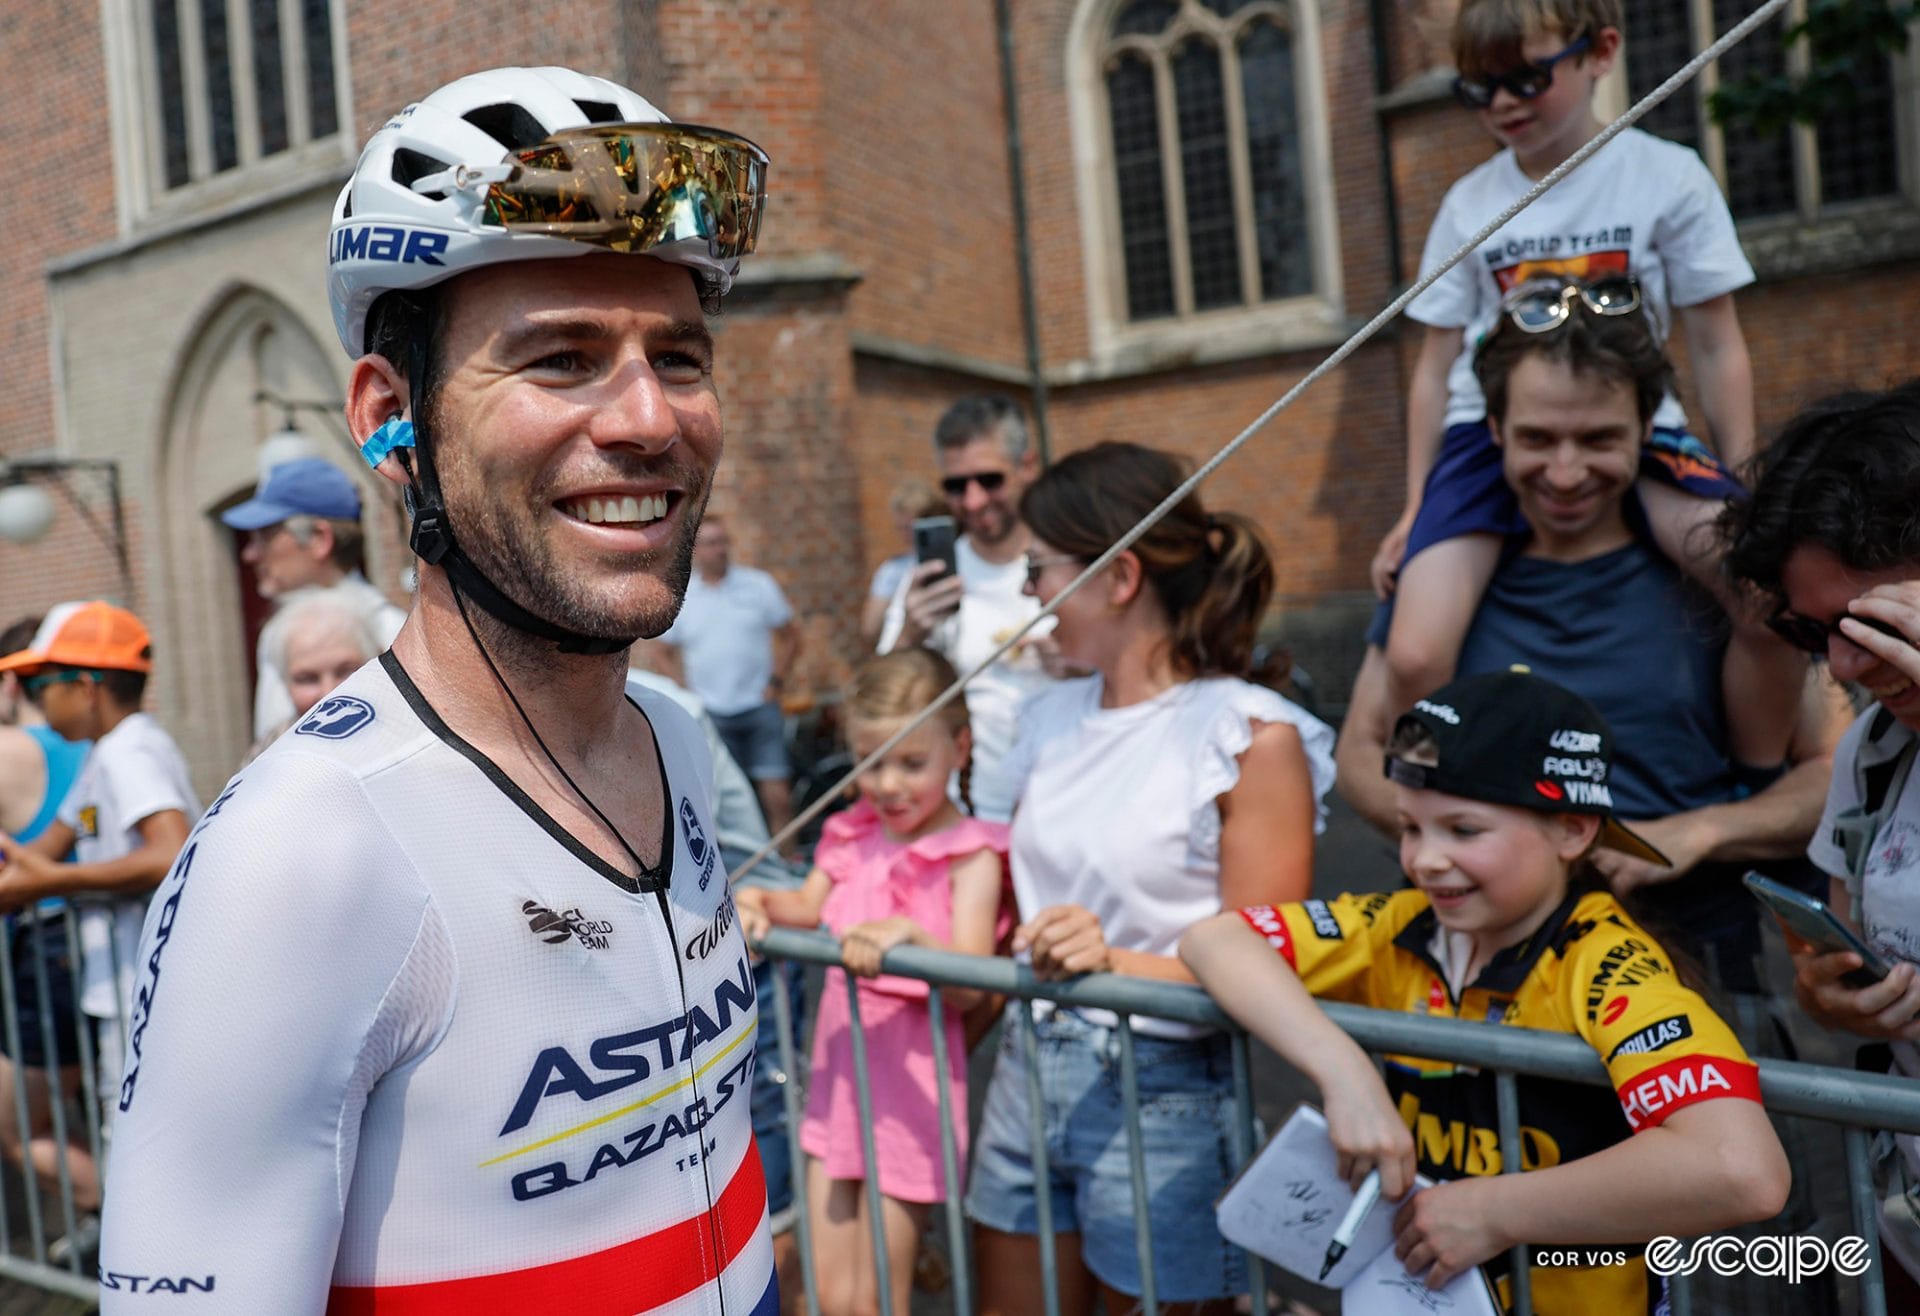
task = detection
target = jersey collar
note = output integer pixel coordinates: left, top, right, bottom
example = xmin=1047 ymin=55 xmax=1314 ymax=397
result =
xmin=1392 ymin=890 xmax=1585 ymax=998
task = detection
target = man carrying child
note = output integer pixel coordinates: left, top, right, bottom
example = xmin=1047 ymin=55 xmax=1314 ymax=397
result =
xmin=1372 ymin=0 xmax=1803 ymax=771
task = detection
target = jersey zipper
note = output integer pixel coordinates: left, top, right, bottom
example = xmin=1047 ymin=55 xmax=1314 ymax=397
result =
xmin=654 ymin=884 xmax=733 ymax=1314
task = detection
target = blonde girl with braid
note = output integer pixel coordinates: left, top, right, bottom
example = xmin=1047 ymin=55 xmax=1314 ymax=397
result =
xmin=736 ymin=648 xmax=1012 ymax=1316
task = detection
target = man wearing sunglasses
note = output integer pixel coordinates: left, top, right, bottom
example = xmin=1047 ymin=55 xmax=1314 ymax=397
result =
xmin=100 ymin=69 xmax=777 ymax=1313
xmin=883 ymin=395 xmax=1059 ymax=822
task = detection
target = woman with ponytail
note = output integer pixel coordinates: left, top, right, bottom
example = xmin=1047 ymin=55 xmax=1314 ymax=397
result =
xmin=965 ymin=441 xmax=1336 ymax=1314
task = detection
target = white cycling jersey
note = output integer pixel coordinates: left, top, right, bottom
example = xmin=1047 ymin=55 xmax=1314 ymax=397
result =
xmin=99 ymin=655 xmax=775 ymax=1314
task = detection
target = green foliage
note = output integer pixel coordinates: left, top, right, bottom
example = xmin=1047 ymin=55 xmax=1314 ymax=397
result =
xmin=1707 ymin=0 xmax=1916 ymax=137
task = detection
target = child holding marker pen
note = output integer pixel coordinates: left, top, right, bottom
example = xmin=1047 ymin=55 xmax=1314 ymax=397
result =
xmin=1180 ymin=670 xmax=1790 ymax=1312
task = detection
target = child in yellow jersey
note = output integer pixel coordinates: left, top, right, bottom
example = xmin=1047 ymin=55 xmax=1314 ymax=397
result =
xmin=1180 ymin=669 xmax=1790 ymax=1313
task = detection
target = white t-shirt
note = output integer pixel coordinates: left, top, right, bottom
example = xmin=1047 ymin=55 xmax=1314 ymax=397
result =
xmin=881 ymin=537 xmax=1057 ymax=823
xmin=253 ymin=571 xmax=408 ymax=739
xmin=1408 ymin=127 xmax=1753 ymax=432
xmin=663 ymin=566 xmax=794 ymax=717
xmin=1005 ymin=675 xmax=1335 ymax=1036
xmin=100 ymin=658 xmax=775 ymax=1313
xmin=55 ymin=711 xmax=200 ymax=1021
xmin=1809 ymin=707 xmax=1920 ymax=1173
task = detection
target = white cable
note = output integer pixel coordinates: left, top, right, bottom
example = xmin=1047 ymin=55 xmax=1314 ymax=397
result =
xmin=732 ymin=0 xmax=1793 ymax=882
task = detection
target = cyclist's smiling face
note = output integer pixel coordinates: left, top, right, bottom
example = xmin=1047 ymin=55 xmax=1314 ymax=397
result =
xmin=429 ymin=254 xmax=723 ymax=641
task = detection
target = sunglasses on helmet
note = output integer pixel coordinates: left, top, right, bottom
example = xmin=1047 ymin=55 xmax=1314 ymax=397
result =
xmin=1452 ymin=35 xmax=1592 ymax=110
xmin=1501 ymin=274 xmax=1642 ymax=334
xmin=427 ymin=122 xmax=768 ymax=262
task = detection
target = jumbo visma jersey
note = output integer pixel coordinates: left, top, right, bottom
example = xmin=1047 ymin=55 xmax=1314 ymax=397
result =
xmin=1237 ymin=888 xmax=1761 ymax=1316
xmin=99 ymin=656 xmax=776 ymax=1315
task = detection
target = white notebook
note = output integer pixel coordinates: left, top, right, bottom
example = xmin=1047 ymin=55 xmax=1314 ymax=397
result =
xmin=1215 ymin=1105 xmax=1501 ymax=1314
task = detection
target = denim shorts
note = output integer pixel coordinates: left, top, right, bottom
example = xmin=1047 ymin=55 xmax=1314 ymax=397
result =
xmin=964 ymin=1006 xmax=1246 ymax=1302
xmin=0 ymin=913 xmax=81 ymax=1070
xmin=713 ymin=702 xmax=790 ymax=782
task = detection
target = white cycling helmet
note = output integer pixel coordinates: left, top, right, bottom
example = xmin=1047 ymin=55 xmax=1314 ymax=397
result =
xmin=327 ymin=66 xmax=767 ymax=356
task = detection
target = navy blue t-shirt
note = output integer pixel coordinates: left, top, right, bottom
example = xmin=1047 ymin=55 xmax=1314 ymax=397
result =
xmin=1371 ymin=536 xmax=1768 ymax=983
xmin=1458 ymin=543 xmax=1736 ymax=819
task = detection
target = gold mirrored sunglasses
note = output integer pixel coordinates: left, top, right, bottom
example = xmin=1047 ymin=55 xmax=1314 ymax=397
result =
xmin=477 ymin=123 xmax=768 ymax=260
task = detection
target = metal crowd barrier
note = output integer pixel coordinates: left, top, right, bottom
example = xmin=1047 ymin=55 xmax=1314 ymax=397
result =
xmin=0 ymin=899 xmax=129 ymax=1302
xmin=755 ymin=925 xmax=1920 ymax=1316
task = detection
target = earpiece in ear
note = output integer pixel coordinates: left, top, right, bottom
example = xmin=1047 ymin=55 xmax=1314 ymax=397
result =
xmin=362 ymin=416 xmax=416 ymax=469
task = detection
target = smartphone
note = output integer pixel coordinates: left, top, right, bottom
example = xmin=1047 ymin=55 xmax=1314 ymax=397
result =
xmin=1744 ymin=871 xmax=1892 ymax=988
xmin=912 ymin=514 xmax=958 ymax=581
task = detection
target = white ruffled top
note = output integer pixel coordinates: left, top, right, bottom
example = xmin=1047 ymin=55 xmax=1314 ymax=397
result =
xmin=1005 ymin=675 xmax=1336 ymax=1036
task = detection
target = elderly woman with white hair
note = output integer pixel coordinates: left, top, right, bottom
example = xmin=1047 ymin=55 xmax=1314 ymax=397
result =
xmin=242 ymin=588 xmax=383 ymax=764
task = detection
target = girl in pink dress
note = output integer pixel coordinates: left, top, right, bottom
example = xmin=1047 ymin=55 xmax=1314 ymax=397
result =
xmin=736 ymin=648 xmax=1009 ymax=1316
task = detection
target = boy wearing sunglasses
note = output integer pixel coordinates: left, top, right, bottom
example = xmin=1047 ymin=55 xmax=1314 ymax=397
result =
xmin=0 ymin=605 xmax=197 ymax=1173
xmin=1373 ymin=0 xmax=1802 ymax=774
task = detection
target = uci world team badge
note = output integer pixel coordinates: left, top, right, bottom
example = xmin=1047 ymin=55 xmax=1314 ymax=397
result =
xmin=679 ymin=797 xmax=716 ymax=890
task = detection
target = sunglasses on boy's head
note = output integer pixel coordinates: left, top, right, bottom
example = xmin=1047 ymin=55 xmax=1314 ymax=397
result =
xmin=941 ymin=471 xmax=1007 ymax=498
xmin=1452 ymin=34 xmax=1591 ymax=110
xmin=1501 ymin=274 xmax=1642 ymax=334
xmin=1765 ymin=610 xmax=1909 ymax=657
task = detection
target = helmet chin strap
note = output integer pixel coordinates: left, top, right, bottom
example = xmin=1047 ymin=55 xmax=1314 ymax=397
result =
xmin=402 ymin=483 xmax=636 ymax=657
xmin=398 ymin=354 xmax=637 ymax=656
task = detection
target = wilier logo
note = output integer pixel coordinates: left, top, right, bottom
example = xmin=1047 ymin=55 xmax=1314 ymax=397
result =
xmin=521 ymin=900 xmax=614 ymax=950
xmin=684 ymin=892 xmax=737 ymax=961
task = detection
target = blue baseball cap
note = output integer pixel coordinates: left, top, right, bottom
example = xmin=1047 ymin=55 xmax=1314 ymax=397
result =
xmin=221 ymin=458 xmax=362 ymax=529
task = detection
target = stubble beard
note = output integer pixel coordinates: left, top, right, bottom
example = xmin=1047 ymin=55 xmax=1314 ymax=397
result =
xmin=967 ymin=502 xmax=1017 ymax=549
xmin=439 ymin=458 xmax=709 ymax=668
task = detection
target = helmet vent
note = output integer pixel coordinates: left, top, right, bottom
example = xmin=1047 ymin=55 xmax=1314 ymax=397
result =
xmin=392 ymin=148 xmax=455 ymax=199
xmin=573 ymin=98 xmax=622 ymax=124
xmin=463 ymin=103 xmax=550 ymax=152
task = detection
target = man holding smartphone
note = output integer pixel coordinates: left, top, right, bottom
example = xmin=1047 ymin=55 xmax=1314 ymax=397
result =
xmin=883 ymin=395 xmax=1057 ymax=822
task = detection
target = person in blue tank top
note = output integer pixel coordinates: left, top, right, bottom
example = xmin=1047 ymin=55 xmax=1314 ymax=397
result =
xmin=1337 ymin=301 xmax=1851 ymax=1000
xmin=0 ymin=613 xmax=97 ymax=1253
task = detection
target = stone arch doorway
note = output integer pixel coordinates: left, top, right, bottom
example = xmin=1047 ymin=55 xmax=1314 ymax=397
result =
xmin=153 ymin=283 xmax=389 ymax=784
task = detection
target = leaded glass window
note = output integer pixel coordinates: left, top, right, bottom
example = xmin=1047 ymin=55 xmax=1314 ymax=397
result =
xmin=143 ymin=0 xmax=346 ymax=194
xmin=1620 ymin=0 xmax=1902 ymax=221
xmin=1101 ymin=0 xmax=1318 ymax=321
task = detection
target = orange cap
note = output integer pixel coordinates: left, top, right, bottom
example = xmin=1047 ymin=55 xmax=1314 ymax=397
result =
xmin=0 ymin=601 xmax=153 ymax=675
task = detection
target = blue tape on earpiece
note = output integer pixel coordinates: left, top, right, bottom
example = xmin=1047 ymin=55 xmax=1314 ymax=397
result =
xmin=362 ymin=416 xmax=415 ymax=468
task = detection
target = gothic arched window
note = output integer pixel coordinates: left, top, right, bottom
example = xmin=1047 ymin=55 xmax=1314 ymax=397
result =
xmin=1099 ymin=0 xmax=1324 ymax=323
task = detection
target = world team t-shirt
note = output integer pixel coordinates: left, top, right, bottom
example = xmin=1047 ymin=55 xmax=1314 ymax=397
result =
xmin=1408 ymin=127 xmax=1753 ymax=431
